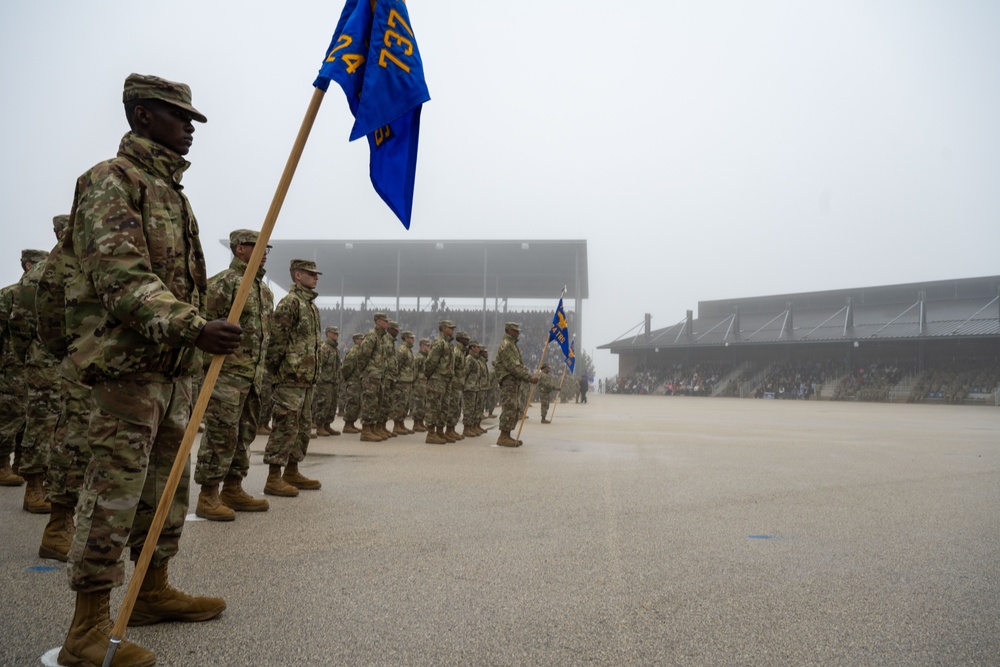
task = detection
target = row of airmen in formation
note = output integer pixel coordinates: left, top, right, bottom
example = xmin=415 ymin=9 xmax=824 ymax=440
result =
xmin=0 ymin=73 xmax=563 ymax=667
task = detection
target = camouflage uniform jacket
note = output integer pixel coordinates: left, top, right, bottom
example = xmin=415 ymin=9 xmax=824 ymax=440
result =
xmin=494 ymin=334 xmax=532 ymax=384
xmin=207 ymin=257 xmax=273 ymax=387
xmin=396 ymin=341 xmax=415 ymax=383
xmin=478 ymin=357 xmax=490 ymax=391
xmin=319 ymin=340 xmax=340 ymax=383
xmin=355 ymin=327 xmax=389 ymax=378
xmin=9 ymin=258 xmax=60 ymax=372
xmin=452 ymin=342 xmax=467 ymax=386
xmin=267 ymin=282 xmax=321 ymax=387
xmin=383 ymin=335 xmax=399 ymax=381
xmin=423 ymin=332 xmax=454 ymax=379
xmin=55 ymin=133 xmax=208 ymax=383
xmin=413 ymin=349 xmax=427 ymax=382
xmin=340 ymin=343 xmax=363 ymax=383
xmin=0 ymin=283 xmax=26 ymax=394
xmin=537 ymin=369 xmax=558 ymax=398
xmin=463 ymin=352 xmax=481 ymax=391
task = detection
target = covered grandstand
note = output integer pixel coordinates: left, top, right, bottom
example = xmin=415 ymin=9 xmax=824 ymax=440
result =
xmin=225 ymin=239 xmax=589 ymax=364
xmin=600 ymin=276 xmax=1000 ymax=404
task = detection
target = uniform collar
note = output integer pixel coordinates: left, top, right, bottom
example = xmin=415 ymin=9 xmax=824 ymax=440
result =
xmin=119 ymin=132 xmax=190 ymax=187
xmin=229 ymin=256 xmax=267 ymax=280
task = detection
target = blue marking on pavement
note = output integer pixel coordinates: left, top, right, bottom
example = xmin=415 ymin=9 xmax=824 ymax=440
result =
xmin=27 ymin=565 xmax=61 ymax=572
xmin=747 ymin=535 xmax=778 ymax=540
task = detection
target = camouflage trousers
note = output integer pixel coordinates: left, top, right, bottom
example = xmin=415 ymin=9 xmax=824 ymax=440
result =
xmin=379 ymin=377 xmax=394 ymax=423
xmin=194 ymin=375 xmax=260 ymax=485
xmin=539 ymin=393 xmax=553 ymax=420
xmin=342 ymin=378 xmax=362 ymax=424
xmin=390 ymin=381 xmax=412 ymax=422
xmin=484 ymin=388 xmax=497 ymax=415
xmin=498 ymin=378 xmax=525 ymax=432
xmin=424 ymin=377 xmax=450 ymax=428
xmin=518 ymin=382 xmax=530 ymax=418
xmin=360 ymin=372 xmax=384 ymax=425
xmin=311 ymin=381 xmax=338 ymax=427
xmin=263 ymin=385 xmax=313 ymax=467
xmin=48 ymin=376 xmax=93 ymax=507
xmin=0 ymin=385 xmax=25 ymax=461
xmin=20 ymin=363 xmax=61 ymax=475
xmin=69 ymin=376 xmax=193 ymax=593
xmin=462 ymin=390 xmax=481 ymax=426
xmin=258 ymin=373 xmax=274 ymax=428
xmin=446 ymin=383 xmax=463 ymax=428
xmin=412 ymin=379 xmax=427 ymax=420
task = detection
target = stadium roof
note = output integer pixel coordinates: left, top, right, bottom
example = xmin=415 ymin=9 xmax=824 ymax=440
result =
xmin=231 ymin=239 xmax=588 ymax=300
xmin=601 ymin=275 xmax=1000 ymax=352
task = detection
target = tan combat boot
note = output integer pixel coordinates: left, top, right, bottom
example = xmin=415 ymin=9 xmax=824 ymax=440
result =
xmin=22 ymin=473 xmax=51 ymax=514
xmin=412 ymin=418 xmax=427 ymax=433
xmin=0 ymin=457 xmax=24 ymax=486
xmin=39 ymin=502 xmax=75 ymax=562
xmin=541 ymin=418 xmax=551 ymax=424
xmin=360 ymin=423 xmax=382 ymax=442
xmin=220 ymin=476 xmax=269 ymax=512
xmin=392 ymin=421 xmax=408 ymax=436
xmin=282 ymin=461 xmax=321 ymax=490
xmin=256 ymin=423 xmax=272 ymax=435
xmin=59 ymin=590 xmax=156 ymax=667
xmin=380 ymin=422 xmax=397 ymax=438
xmin=444 ymin=426 xmax=462 ymax=442
xmin=496 ymin=431 xmax=520 ymax=447
xmin=129 ymin=562 xmax=226 ymax=626
xmin=316 ymin=424 xmax=332 ymax=437
xmin=424 ymin=425 xmax=446 ymax=444
xmin=195 ymin=484 xmax=236 ymax=522
xmin=326 ymin=423 xmax=341 ymax=436
xmin=263 ymin=465 xmax=299 ymax=497
xmin=342 ymin=421 xmax=361 ymax=434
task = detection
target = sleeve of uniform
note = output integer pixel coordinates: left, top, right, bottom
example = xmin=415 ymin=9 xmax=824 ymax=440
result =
xmin=205 ymin=271 xmax=232 ymax=322
xmin=35 ymin=243 xmax=70 ymax=359
xmin=75 ymin=170 xmax=206 ymax=347
xmin=266 ymin=294 xmax=297 ymax=376
xmin=7 ymin=272 xmax=35 ymax=363
xmin=356 ymin=333 xmax=377 ymax=373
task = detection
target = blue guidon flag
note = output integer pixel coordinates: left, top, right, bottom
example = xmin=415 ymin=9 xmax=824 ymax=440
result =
xmin=566 ymin=340 xmax=576 ymax=375
xmin=314 ymin=0 xmax=430 ymax=229
xmin=549 ymin=298 xmax=572 ymax=364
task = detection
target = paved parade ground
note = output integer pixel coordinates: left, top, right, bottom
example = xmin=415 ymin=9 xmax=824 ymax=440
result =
xmin=2 ymin=395 xmax=999 ymax=666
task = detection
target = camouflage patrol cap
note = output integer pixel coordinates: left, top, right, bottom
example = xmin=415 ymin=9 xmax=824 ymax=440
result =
xmin=387 ymin=320 xmax=400 ymax=330
xmin=325 ymin=326 xmax=339 ymax=334
xmin=290 ymin=259 xmax=322 ymax=275
xmin=123 ymin=73 xmax=207 ymax=123
xmin=401 ymin=331 xmax=414 ymax=340
xmin=21 ymin=249 xmax=49 ymax=265
xmin=229 ymin=229 xmax=271 ymax=247
xmin=352 ymin=333 xmax=364 ymax=341
xmin=373 ymin=312 xmax=389 ymax=322
xmin=419 ymin=338 xmax=431 ymax=346
xmin=469 ymin=340 xmax=481 ymax=348
xmin=52 ymin=215 xmax=70 ymax=236
xmin=505 ymin=322 xmax=521 ymax=332
xmin=456 ymin=331 xmax=469 ymax=340
xmin=438 ymin=319 xmax=455 ymax=329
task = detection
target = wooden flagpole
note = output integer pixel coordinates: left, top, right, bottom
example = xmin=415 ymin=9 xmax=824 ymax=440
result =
xmin=104 ymin=87 xmax=327 ymax=665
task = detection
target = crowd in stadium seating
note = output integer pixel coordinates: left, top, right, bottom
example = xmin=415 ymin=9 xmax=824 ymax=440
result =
xmin=832 ymin=362 xmax=911 ymax=402
xmin=908 ymin=358 xmax=1000 ymax=404
xmin=750 ymin=359 xmax=843 ymax=399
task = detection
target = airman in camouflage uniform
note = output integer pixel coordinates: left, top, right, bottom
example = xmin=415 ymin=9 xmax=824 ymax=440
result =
xmin=54 ymin=74 xmax=242 ymax=667
xmin=537 ymin=364 xmax=559 ymax=423
xmin=422 ymin=320 xmax=455 ymax=444
xmin=484 ymin=350 xmax=498 ymax=417
xmin=446 ymin=331 xmax=469 ymax=441
xmin=193 ymin=229 xmax=274 ymax=520
xmin=9 ymin=237 xmax=60 ymax=514
xmin=461 ymin=340 xmax=483 ymax=437
xmin=313 ymin=326 xmax=341 ymax=436
xmin=34 ymin=216 xmax=99 ymax=562
xmin=391 ymin=330 xmax=416 ymax=435
xmin=339 ymin=333 xmax=365 ymax=433
xmin=379 ymin=320 xmax=401 ymax=437
xmin=494 ymin=322 xmax=538 ymax=447
xmin=257 ymin=366 xmax=274 ymax=434
xmin=357 ymin=312 xmax=392 ymax=442
xmin=476 ymin=348 xmax=490 ymax=432
xmin=410 ymin=337 xmax=430 ymax=432
xmin=0 ymin=257 xmax=33 ymax=487
xmin=264 ymin=259 xmax=323 ymax=495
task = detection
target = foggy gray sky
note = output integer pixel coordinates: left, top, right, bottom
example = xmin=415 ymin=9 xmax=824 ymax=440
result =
xmin=2 ymin=0 xmax=998 ymax=380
